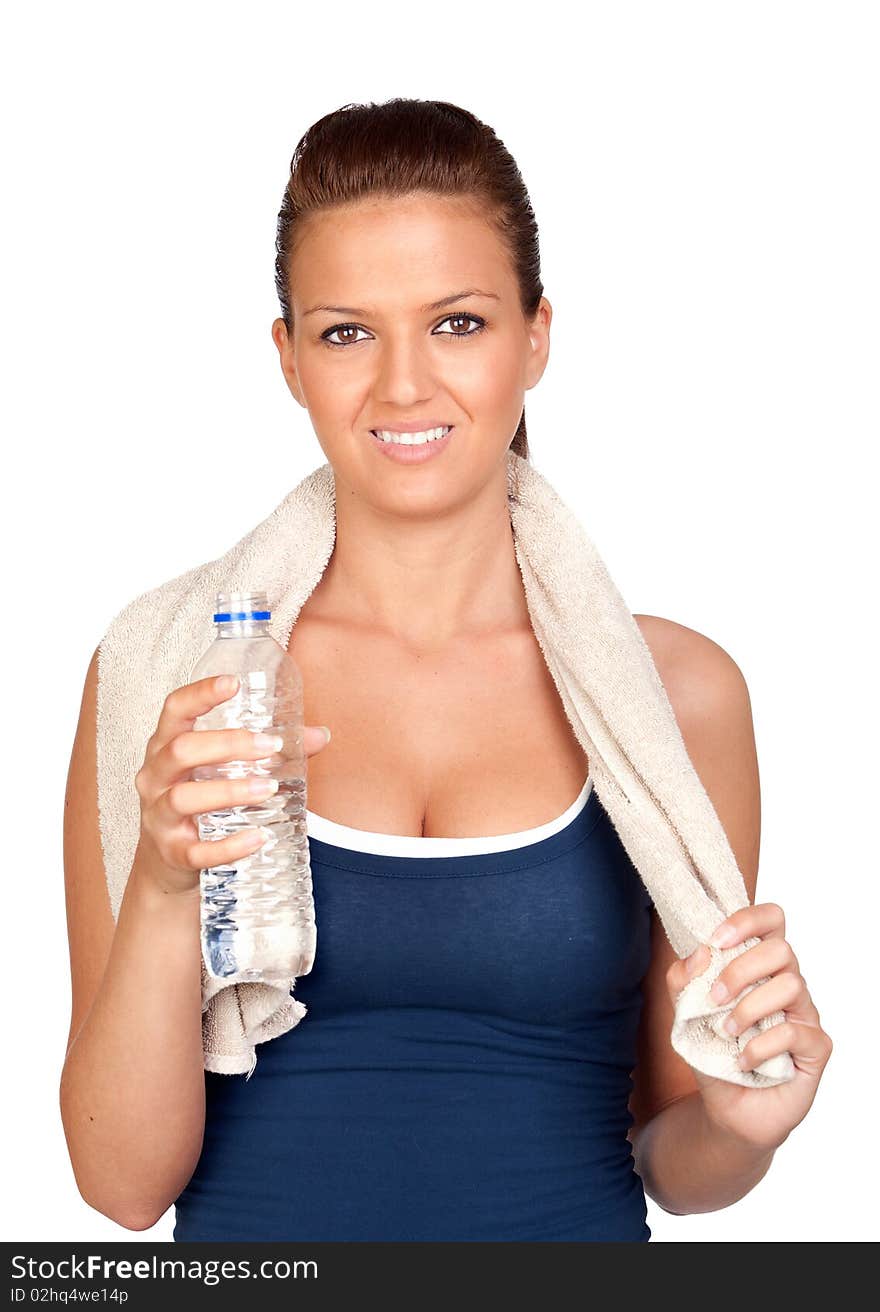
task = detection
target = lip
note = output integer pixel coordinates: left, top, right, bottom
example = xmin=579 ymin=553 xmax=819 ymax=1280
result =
xmin=368 ymin=425 xmax=454 ymax=464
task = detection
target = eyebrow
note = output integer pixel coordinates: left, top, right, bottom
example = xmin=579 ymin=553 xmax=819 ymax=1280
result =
xmin=302 ymin=288 xmax=501 ymax=319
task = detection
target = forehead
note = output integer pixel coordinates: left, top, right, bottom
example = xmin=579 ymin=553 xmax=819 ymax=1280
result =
xmin=289 ymin=195 xmax=514 ymax=311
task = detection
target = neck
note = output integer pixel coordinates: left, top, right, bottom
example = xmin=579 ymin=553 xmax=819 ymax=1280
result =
xmin=314 ymin=467 xmax=530 ymax=651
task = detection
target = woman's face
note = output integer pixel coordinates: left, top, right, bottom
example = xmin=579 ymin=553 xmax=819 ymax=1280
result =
xmin=272 ymin=193 xmax=551 ymax=515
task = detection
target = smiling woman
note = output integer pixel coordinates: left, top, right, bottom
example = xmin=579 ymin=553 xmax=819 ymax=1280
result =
xmin=270 ymin=98 xmax=547 ymax=475
xmin=61 ymin=97 xmax=829 ymax=1248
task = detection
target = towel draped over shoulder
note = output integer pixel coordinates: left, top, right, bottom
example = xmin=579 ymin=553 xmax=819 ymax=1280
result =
xmin=96 ymin=451 xmax=795 ymax=1089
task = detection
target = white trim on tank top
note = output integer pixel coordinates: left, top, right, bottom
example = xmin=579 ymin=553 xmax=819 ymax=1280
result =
xmin=304 ymin=774 xmax=593 ymax=857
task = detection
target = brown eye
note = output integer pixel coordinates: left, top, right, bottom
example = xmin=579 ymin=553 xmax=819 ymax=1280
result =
xmin=434 ymin=314 xmax=486 ymax=339
xmin=321 ymin=324 xmax=370 ymax=347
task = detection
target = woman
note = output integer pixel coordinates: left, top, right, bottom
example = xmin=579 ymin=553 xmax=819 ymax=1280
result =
xmin=62 ymin=99 xmax=832 ymax=1242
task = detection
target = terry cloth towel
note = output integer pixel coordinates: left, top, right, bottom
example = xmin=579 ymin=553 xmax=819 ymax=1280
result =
xmin=96 ymin=450 xmax=796 ymax=1090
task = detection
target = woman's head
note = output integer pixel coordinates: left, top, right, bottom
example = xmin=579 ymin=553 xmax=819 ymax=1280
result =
xmin=271 ymin=99 xmax=550 ymax=511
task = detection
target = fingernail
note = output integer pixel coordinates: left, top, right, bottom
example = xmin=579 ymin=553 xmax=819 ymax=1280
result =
xmin=710 ymin=978 xmax=730 ymax=1003
xmin=710 ymin=923 xmax=736 ymax=948
xmin=320 ymin=726 xmax=332 ymax=744
xmin=241 ymin=828 xmax=267 ymax=850
xmin=247 ymin=776 xmax=279 ymax=797
xmin=254 ymin=733 xmax=284 ymax=753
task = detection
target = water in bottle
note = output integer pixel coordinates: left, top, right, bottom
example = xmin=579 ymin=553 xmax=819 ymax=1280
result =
xmin=189 ymin=589 xmax=316 ymax=987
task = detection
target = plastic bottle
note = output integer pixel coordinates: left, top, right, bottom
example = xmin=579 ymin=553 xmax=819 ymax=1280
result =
xmin=189 ymin=589 xmax=316 ymax=987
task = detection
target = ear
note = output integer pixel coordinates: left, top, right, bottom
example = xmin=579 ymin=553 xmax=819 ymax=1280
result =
xmin=271 ymin=317 xmax=307 ymax=408
xmin=524 ymin=297 xmax=552 ymax=392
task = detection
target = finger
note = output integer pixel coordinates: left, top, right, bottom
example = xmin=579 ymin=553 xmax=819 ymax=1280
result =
xmin=708 ymin=902 xmax=786 ymax=949
xmin=738 ymin=1017 xmax=832 ymax=1075
xmin=142 ymin=723 xmax=330 ymax=807
xmin=141 ymin=793 xmax=270 ymax=873
xmin=148 ymin=726 xmax=286 ymax=795
xmin=743 ymin=980 xmax=823 ymax=1034
xmin=180 ymin=824 xmax=269 ymax=873
xmin=165 ymin=773 xmax=281 ymax=819
xmin=720 ymin=970 xmax=805 ymax=1038
xmin=148 ymin=675 xmax=242 ymax=761
xmin=708 ymin=936 xmax=799 ymax=1006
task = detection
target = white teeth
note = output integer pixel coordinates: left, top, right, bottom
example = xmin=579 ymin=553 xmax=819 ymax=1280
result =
xmin=372 ymin=426 xmax=452 ymax=445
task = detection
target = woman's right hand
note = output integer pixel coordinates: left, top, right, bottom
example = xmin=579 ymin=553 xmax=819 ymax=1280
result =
xmin=134 ymin=674 xmax=331 ymax=896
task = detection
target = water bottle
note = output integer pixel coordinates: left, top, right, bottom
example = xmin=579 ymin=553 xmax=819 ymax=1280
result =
xmin=189 ymin=589 xmax=316 ymax=987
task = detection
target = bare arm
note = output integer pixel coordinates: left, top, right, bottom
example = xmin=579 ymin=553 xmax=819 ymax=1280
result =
xmin=59 ymin=651 xmax=332 ymax=1230
xmin=58 ymin=649 xmax=205 ymax=1230
xmin=59 ymin=846 xmax=205 ymax=1229
xmin=630 ymin=1089 xmax=774 ymax=1215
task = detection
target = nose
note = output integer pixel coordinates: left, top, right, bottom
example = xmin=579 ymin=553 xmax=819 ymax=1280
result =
xmin=372 ymin=331 xmax=437 ymax=407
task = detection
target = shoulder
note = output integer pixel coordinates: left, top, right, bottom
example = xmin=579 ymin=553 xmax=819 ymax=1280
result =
xmin=632 ymin=612 xmax=760 ymax=894
xmin=632 ymin=613 xmax=751 ymax=717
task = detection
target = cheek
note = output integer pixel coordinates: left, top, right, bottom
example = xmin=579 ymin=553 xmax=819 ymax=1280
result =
xmin=300 ymin=352 xmax=365 ymax=418
xmin=440 ymin=335 xmax=522 ymax=404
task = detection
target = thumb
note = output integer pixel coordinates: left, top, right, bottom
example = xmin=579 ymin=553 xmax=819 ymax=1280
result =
xmin=304 ymin=724 xmax=332 ymax=755
xmin=667 ymin=941 xmax=711 ymax=1004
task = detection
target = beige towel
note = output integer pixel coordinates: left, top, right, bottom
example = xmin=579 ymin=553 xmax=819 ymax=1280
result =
xmin=96 ymin=451 xmax=795 ymax=1089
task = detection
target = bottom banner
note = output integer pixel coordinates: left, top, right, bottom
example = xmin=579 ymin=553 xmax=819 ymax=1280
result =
xmin=6 ymin=1240 xmax=659 ymax=1305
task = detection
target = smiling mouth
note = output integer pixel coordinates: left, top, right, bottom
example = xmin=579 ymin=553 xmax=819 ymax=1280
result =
xmin=369 ymin=425 xmax=454 ymax=446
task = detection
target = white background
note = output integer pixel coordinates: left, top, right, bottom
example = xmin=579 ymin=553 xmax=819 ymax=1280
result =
xmin=2 ymin=0 xmax=876 ymax=1243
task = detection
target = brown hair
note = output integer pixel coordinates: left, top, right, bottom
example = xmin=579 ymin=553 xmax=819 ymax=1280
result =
xmin=274 ymin=98 xmax=544 ymax=461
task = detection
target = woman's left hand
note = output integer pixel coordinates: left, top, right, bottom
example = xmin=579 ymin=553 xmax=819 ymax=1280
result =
xmin=667 ymin=902 xmax=833 ymax=1153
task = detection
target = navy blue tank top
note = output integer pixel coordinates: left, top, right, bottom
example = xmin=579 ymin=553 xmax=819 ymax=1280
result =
xmin=173 ymin=777 xmax=653 ymax=1242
